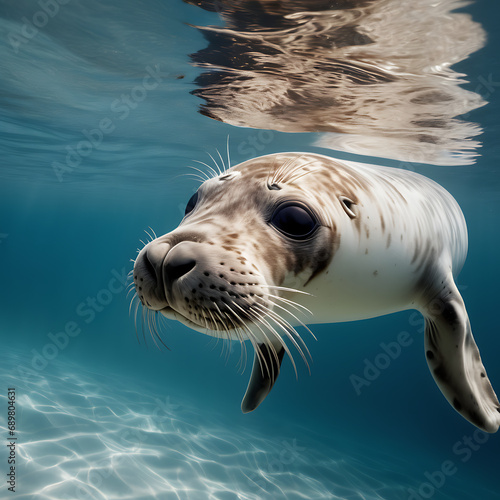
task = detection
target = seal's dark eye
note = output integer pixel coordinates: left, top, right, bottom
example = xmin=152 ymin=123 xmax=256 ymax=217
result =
xmin=185 ymin=191 xmax=199 ymax=216
xmin=270 ymin=203 xmax=318 ymax=239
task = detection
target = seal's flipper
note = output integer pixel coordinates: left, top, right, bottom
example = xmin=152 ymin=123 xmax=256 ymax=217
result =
xmin=423 ymin=279 xmax=500 ymax=432
xmin=241 ymin=342 xmax=285 ymax=413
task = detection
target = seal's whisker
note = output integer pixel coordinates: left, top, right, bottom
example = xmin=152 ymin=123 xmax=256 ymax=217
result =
xmin=234 ymin=326 xmax=248 ymax=374
xmin=144 ymin=228 xmax=154 ymax=242
xmin=271 ymin=155 xmax=296 ymax=184
xmin=186 ymin=164 xmax=213 ymax=181
xmin=232 ymin=301 xmax=296 ymax=378
xmin=251 ymin=307 xmax=300 ymax=377
xmin=172 ymin=171 xmax=205 ymax=185
xmin=129 ymin=294 xmax=141 ymax=329
xmin=183 ymin=173 xmax=209 ymax=186
xmin=206 ymin=152 xmax=223 ymax=177
xmin=128 ymin=291 xmax=137 ymax=314
xmin=155 ymin=328 xmax=168 ymax=350
xmin=146 ymin=311 xmax=155 ymax=348
xmin=266 ymin=297 xmax=317 ymax=343
xmin=191 ymin=160 xmax=219 ymax=181
xmin=264 ymin=292 xmax=316 ymax=338
xmin=231 ymin=322 xmax=249 ymax=374
xmin=200 ymin=309 xmax=211 ymax=334
xmin=140 ymin=307 xmax=148 ymax=347
xmin=247 ymin=327 xmax=275 ymax=379
xmin=207 ymin=334 xmax=224 ymax=357
xmin=215 ymin=309 xmax=236 ymax=366
xmin=271 ymin=156 xmax=321 ymax=186
xmin=187 ymin=164 xmax=211 ymax=181
xmin=226 ymin=135 xmax=231 ymax=171
xmin=258 ymin=284 xmax=312 ymax=296
xmin=225 ymin=303 xmax=273 ymax=379
xmin=271 ymin=154 xmax=306 ymax=185
xmin=133 ymin=300 xmax=141 ymax=345
xmin=266 ymin=155 xmax=280 ymax=188
xmin=275 ymin=158 xmax=306 ymax=183
xmin=282 ymin=160 xmax=319 ymax=183
xmin=130 ymin=303 xmax=142 ymax=344
xmin=286 ymin=166 xmax=322 ymax=185
xmin=206 ymin=308 xmax=229 ymax=361
xmin=264 ymin=311 xmax=312 ymax=376
xmin=147 ymin=309 xmax=168 ymax=351
xmin=147 ymin=310 xmax=162 ymax=351
xmin=253 ymin=303 xmax=309 ymax=376
xmin=215 ymin=302 xmax=248 ymax=374
xmin=248 ymin=308 xmax=297 ymax=379
xmin=266 ymin=293 xmax=313 ymax=318
xmin=233 ymin=323 xmax=249 ymax=374
xmin=215 ymin=148 xmax=226 ymax=172
xmin=180 ymin=175 xmax=209 ymax=187
xmin=148 ymin=226 xmax=158 ymax=239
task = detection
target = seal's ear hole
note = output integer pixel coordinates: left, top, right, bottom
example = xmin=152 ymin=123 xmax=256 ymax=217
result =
xmin=339 ymin=196 xmax=357 ymax=219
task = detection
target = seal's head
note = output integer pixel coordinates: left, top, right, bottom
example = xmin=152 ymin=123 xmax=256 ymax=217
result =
xmin=133 ymin=153 xmax=344 ymax=340
xmin=133 ymin=153 xmax=349 ymax=410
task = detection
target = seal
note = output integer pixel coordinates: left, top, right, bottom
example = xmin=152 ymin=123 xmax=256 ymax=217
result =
xmin=132 ymin=152 xmax=500 ymax=432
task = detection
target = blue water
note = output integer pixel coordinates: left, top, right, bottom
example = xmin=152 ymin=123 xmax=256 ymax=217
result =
xmin=1 ymin=0 xmax=500 ymax=499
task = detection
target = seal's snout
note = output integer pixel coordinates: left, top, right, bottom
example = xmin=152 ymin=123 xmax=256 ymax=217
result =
xmin=133 ymin=239 xmax=170 ymax=310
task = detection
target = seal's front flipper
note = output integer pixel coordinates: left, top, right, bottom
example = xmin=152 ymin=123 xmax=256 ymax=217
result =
xmin=423 ymin=278 xmax=500 ymax=432
xmin=241 ymin=342 xmax=285 ymax=413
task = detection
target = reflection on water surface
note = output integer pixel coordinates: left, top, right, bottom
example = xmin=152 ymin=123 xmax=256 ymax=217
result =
xmin=187 ymin=0 xmax=486 ymax=165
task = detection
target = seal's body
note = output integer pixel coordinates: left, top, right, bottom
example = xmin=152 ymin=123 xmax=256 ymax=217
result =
xmin=133 ymin=153 xmax=499 ymax=432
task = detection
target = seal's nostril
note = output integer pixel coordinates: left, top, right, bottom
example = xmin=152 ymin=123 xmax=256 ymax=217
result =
xmin=164 ymin=255 xmax=196 ymax=283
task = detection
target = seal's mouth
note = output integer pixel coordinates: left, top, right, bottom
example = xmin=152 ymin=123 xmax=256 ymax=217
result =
xmin=159 ymin=304 xmax=234 ymax=335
